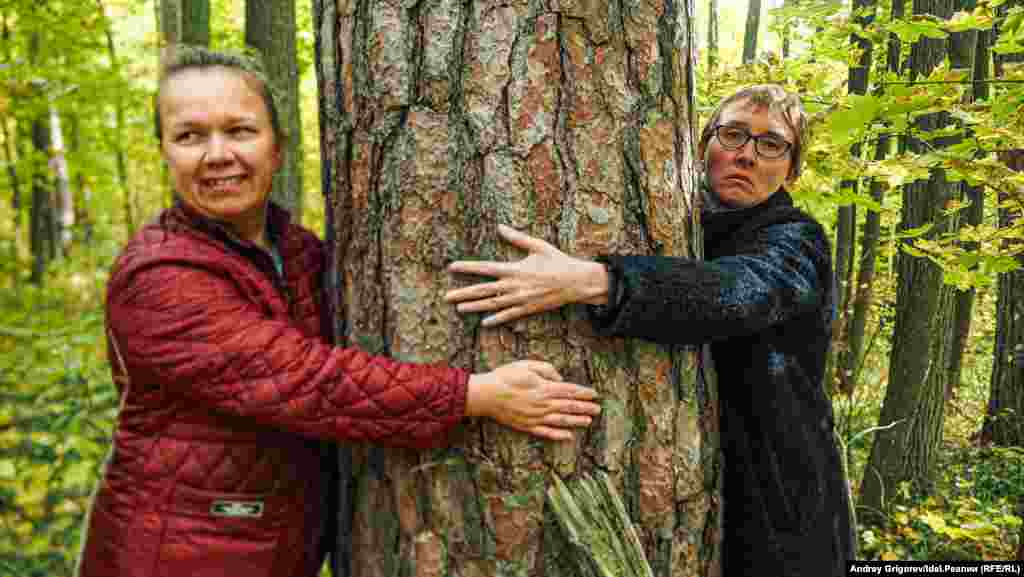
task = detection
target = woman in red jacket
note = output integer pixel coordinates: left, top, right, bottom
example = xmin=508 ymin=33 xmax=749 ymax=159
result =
xmin=75 ymin=46 xmax=600 ymax=577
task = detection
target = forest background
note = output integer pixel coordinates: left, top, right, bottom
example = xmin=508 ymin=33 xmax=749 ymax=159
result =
xmin=1 ymin=0 xmax=1023 ymax=575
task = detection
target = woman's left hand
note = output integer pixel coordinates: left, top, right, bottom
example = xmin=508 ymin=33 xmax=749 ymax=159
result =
xmin=445 ymin=225 xmax=609 ymax=327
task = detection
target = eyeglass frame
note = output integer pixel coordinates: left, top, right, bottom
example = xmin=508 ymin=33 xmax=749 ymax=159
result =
xmin=712 ymin=124 xmax=793 ymax=160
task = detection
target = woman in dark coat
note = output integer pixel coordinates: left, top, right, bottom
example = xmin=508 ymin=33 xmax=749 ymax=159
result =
xmin=445 ymin=84 xmax=856 ymax=576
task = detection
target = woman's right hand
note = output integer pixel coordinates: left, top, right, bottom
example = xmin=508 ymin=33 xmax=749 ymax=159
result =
xmin=465 ymin=360 xmax=601 ymax=441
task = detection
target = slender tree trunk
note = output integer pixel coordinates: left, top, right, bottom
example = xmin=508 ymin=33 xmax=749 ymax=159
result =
xmin=1 ymin=115 xmax=19 ymax=234
xmin=835 ymin=0 xmax=884 ymax=397
xmin=159 ymin=0 xmax=209 ymax=51
xmin=48 ymin=106 xmax=73 ymax=251
xmin=833 ymin=0 xmax=876 ymax=394
xmin=707 ymin=0 xmax=718 ymax=72
xmin=246 ymin=0 xmax=304 ymax=219
xmin=30 ymin=112 xmax=52 ymax=285
xmin=846 ymin=7 xmax=900 ymax=389
xmin=158 ymin=0 xmax=207 ymax=205
xmin=780 ymin=0 xmax=791 ymax=59
xmin=315 ymin=1 xmax=719 ymax=576
xmin=859 ymin=0 xmax=961 ymax=521
xmin=27 ymin=30 xmax=56 ymax=285
xmin=98 ymin=0 xmax=134 ymax=236
xmin=0 ymin=14 xmax=19 ymax=234
xmin=945 ymin=3 xmax=983 ymax=401
xmin=742 ymin=0 xmax=761 ymax=64
xmin=68 ymin=113 xmax=92 ymax=245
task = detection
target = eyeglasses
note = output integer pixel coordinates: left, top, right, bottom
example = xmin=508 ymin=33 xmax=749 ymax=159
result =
xmin=713 ymin=125 xmax=792 ymax=159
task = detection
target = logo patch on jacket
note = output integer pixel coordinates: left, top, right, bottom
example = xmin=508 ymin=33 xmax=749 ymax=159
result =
xmin=210 ymin=500 xmax=264 ymax=518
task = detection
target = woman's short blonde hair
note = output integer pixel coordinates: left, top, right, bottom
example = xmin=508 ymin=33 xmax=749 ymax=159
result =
xmin=698 ymin=84 xmax=807 ymax=181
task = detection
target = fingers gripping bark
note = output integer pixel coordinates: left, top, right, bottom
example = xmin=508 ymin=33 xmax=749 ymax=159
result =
xmin=465 ymin=360 xmax=601 ymax=442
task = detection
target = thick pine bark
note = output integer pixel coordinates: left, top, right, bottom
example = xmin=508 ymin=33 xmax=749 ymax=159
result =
xmin=859 ymin=0 xmax=960 ymax=520
xmin=246 ymin=0 xmax=304 ymax=218
xmin=742 ymin=0 xmax=760 ymax=64
xmin=315 ymin=1 xmax=718 ymax=576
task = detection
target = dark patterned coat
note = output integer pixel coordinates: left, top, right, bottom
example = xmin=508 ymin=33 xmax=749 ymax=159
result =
xmin=590 ymin=189 xmax=855 ymax=576
xmin=76 ymin=201 xmax=468 ymax=577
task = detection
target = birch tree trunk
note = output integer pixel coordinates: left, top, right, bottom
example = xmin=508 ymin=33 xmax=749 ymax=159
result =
xmin=314 ymin=1 xmax=720 ymax=575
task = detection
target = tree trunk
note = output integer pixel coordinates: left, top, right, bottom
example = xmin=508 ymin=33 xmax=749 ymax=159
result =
xmin=99 ymin=0 xmax=133 ymax=236
xmin=1 ymin=114 xmax=18 ymax=233
xmin=246 ymin=0 xmax=304 ymax=219
xmin=707 ymin=0 xmax=718 ymax=72
xmin=159 ymin=0 xmax=209 ymax=64
xmin=780 ymin=0 xmax=791 ymax=59
xmin=846 ymin=7 xmax=901 ymax=393
xmin=30 ymin=112 xmax=52 ymax=285
xmin=982 ymin=149 xmax=1024 ymax=447
xmin=945 ymin=3 xmax=983 ymax=401
xmin=742 ymin=0 xmax=761 ymax=64
xmin=314 ymin=1 xmax=719 ymax=576
xmin=980 ymin=2 xmax=1024 ymax=448
xmin=48 ymin=105 xmax=73 ymax=250
xmin=68 ymin=112 xmax=92 ymax=245
xmin=0 ymin=13 xmax=19 ymax=234
xmin=160 ymin=0 xmax=209 ymax=48
xmin=859 ymin=0 xmax=960 ymax=521
xmin=27 ymin=30 xmax=55 ymax=285
xmin=832 ymin=0 xmax=876 ymax=394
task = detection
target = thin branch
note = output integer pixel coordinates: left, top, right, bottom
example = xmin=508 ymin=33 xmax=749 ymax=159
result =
xmin=880 ymin=79 xmax=1024 ymax=86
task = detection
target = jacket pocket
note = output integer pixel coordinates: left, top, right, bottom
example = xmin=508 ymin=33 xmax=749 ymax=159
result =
xmin=154 ymin=484 xmax=289 ymax=577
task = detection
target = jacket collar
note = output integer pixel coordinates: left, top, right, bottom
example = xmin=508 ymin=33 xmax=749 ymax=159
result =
xmin=701 ymin=184 xmax=795 ymax=250
xmin=168 ymin=198 xmax=292 ymax=251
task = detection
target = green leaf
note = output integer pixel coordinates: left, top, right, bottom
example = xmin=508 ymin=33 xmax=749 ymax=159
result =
xmin=829 ymin=94 xmax=880 ymax=145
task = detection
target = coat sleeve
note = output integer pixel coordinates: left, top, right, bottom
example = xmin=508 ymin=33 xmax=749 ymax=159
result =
xmin=106 ymin=260 xmax=468 ymax=449
xmin=587 ymin=221 xmax=830 ymax=346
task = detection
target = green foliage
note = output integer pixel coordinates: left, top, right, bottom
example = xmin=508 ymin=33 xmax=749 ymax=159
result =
xmin=859 ymin=447 xmax=1024 ymax=561
xmin=0 ymin=246 xmax=118 ymax=575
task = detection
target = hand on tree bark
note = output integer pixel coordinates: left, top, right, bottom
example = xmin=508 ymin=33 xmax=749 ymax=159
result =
xmin=465 ymin=360 xmax=601 ymax=442
xmin=445 ymin=224 xmax=609 ymax=327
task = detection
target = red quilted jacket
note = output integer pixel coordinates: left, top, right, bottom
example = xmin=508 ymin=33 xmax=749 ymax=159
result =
xmin=76 ymin=202 xmax=469 ymax=577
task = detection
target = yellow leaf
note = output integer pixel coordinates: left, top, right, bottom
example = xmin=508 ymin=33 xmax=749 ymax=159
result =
xmin=881 ymin=551 xmax=900 ymax=561
xmin=921 ymin=512 xmax=947 ymax=532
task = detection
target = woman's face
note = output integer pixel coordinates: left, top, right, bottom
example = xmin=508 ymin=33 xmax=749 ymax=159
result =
xmin=159 ymin=66 xmax=281 ymax=241
xmin=702 ymin=100 xmax=795 ymax=208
